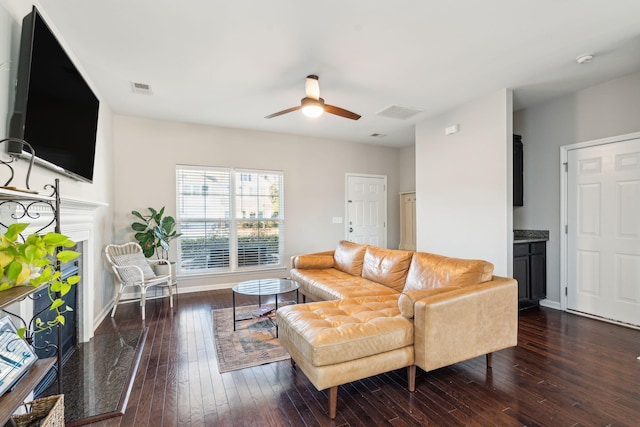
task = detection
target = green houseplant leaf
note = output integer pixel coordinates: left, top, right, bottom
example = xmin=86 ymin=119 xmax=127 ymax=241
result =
xmin=131 ymin=207 xmax=182 ymax=259
xmin=0 ymin=223 xmax=80 ymax=338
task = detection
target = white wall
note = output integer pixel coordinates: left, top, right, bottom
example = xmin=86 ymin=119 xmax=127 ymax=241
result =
xmin=415 ymin=89 xmax=513 ymax=276
xmin=514 ymin=71 xmax=640 ymax=305
xmin=398 ymin=144 xmax=416 ymax=193
xmin=113 ymin=115 xmax=403 ymax=291
xmin=1 ymin=0 xmax=115 ymax=332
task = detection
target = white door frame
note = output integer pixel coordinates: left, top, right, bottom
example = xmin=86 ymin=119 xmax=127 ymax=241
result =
xmin=345 ymin=173 xmax=387 ymax=246
xmin=560 ymin=131 xmax=640 ymax=312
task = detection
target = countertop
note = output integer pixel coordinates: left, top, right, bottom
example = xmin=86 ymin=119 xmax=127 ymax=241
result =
xmin=514 ymin=229 xmax=549 ymax=243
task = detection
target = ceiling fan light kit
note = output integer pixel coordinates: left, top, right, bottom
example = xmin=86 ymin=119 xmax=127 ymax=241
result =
xmin=265 ymin=75 xmax=361 ymax=121
xmin=301 ymin=96 xmax=325 ymax=118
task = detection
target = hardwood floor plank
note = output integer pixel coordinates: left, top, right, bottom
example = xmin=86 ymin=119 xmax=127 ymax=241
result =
xmin=81 ymin=291 xmax=640 ymax=426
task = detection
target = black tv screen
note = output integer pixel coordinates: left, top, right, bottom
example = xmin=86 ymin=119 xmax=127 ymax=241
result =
xmin=8 ymin=7 xmax=99 ymax=183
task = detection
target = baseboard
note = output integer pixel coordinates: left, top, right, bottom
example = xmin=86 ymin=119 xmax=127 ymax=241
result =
xmin=94 ymin=303 xmax=113 ymax=326
xmin=539 ymin=299 xmax=561 ymax=310
xmin=174 ymin=281 xmax=235 ymax=294
xmin=117 ymin=281 xmax=235 ymax=302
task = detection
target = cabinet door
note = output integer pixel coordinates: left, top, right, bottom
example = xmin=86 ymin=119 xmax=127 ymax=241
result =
xmin=513 ymin=256 xmax=529 ymax=300
xmin=530 ymin=252 xmax=546 ymax=300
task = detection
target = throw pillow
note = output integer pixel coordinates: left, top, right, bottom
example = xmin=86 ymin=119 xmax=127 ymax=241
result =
xmin=111 ymin=252 xmax=156 ymax=282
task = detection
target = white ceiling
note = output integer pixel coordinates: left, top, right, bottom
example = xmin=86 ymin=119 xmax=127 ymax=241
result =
xmin=31 ymin=0 xmax=640 ymax=147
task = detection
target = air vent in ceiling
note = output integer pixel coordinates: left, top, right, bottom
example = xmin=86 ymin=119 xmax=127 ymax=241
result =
xmin=131 ymin=81 xmax=152 ymax=94
xmin=376 ymin=104 xmax=423 ymax=120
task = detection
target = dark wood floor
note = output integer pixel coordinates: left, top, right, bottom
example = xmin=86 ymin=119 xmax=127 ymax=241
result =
xmin=86 ymin=289 xmax=640 ymax=427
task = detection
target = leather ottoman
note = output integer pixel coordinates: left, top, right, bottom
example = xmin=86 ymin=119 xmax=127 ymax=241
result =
xmin=276 ymin=295 xmax=416 ymax=419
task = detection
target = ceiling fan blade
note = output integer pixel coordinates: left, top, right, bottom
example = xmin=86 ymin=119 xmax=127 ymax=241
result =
xmin=324 ymin=104 xmax=361 ymax=120
xmin=264 ymin=105 xmax=302 ymax=119
xmin=305 ymin=75 xmax=320 ymax=100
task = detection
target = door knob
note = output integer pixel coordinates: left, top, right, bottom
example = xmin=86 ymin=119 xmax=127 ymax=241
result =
xmin=349 ymin=227 xmax=353 ymax=232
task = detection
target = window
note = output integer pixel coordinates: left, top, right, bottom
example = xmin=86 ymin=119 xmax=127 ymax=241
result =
xmin=176 ymin=165 xmax=284 ymax=274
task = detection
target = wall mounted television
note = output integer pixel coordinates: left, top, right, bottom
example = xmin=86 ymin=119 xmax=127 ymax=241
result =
xmin=7 ymin=6 xmax=99 ymax=183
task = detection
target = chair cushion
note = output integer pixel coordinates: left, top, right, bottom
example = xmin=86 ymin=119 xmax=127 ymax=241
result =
xmin=333 ymin=240 xmax=368 ymax=276
xmin=111 ymin=252 xmax=156 ymax=281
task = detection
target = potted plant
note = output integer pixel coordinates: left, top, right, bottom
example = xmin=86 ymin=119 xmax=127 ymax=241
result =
xmin=131 ymin=207 xmax=181 ymax=278
xmin=0 ymin=222 xmax=80 ymax=339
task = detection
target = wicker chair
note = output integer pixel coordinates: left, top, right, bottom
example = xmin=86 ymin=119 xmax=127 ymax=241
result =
xmin=105 ymin=242 xmax=174 ymax=320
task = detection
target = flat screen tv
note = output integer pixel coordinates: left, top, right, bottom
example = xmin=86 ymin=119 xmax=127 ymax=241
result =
xmin=7 ymin=6 xmax=99 ymax=183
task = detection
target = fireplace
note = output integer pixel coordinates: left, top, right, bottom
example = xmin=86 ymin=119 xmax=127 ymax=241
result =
xmin=2 ymin=195 xmax=103 ymax=345
xmin=31 ymin=243 xmax=83 ymax=395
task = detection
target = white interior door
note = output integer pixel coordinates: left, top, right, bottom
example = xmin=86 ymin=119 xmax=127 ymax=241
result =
xmin=567 ymin=138 xmax=640 ymax=326
xmin=346 ymin=174 xmax=387 ymax=246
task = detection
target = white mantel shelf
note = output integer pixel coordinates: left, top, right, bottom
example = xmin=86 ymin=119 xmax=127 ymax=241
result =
xmin=60 ymin=194 xmax=109 ymax=210
xmin=0 ymin=187 xmax=108 ymax=210
xmin=0 ymin=186 xmax=55 ymax=201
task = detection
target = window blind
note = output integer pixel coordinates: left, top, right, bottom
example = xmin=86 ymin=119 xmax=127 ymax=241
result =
xmin=176 ymin=165 xmax=284 ymax=274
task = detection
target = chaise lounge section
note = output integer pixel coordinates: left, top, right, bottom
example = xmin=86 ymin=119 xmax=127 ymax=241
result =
xmin=277 ymin=240 xmax=518 ymax=419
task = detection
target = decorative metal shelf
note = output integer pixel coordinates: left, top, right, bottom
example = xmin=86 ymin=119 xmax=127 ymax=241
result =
xmin=0 ymin=187 xmax=55 ymax=202
xmin=0 ymin=150 xmax=63 ymax=420
xmin=0 ymin=357 xmax=56 ymax=426
xmin=0 ymin=285 xmax=48 ymax=311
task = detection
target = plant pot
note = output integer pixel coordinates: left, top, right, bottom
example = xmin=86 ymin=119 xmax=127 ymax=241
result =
xmin=154 ymin=262 xmax=176 ymax=283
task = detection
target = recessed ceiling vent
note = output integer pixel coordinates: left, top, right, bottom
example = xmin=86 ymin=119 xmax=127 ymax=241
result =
xmin=376 ymin=104 xmax=423 ymax=120
xmin=130 ymin=81 xmax=152 ymax=94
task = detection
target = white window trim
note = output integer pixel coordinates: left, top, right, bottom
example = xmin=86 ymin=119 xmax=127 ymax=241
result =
xmin=175 ymin=164 xmax=285 ymax=277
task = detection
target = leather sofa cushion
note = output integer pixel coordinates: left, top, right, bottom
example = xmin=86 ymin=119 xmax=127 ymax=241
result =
xmin=276 ymin=296 xmax=413 ymax=367
xmin=333 ymin=240 xmax=368 ymax=276
xmin=403 ymin=252 xmax=494 ymax=292
xmin=362 ymin=246 xmax=414 ymax=292
xmin=291 ymin=268 xmax=399 ymax=300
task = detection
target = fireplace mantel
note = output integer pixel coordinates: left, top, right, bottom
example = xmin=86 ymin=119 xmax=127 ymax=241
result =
xmin=60 ymin=194 xmax=109 ymax=212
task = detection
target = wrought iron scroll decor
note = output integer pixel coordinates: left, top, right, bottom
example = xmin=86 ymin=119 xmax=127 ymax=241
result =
xmin=0 ymin=137 xmax=36 ymax=191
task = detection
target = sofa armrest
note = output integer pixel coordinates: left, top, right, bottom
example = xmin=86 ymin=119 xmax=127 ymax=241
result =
xmin=291 ymin=251 xmax=335 ymax=269
xmin=412 ymin=276 xmax=518 ymax=372
xmin=398 ymin=287 xmax=460 ymax=318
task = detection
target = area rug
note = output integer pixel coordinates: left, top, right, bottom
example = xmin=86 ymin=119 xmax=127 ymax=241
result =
xmin=213 ymin=304 xmax=292 ymax=373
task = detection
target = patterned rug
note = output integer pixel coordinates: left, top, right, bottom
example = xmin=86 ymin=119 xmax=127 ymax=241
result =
xmin=212 ymin=304 xmax=292 ymax=373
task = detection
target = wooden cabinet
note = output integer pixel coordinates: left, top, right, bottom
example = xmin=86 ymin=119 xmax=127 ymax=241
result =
xmin=513 ymin=241 xmax=546 ymax=308
xmin=513 ymin=134 xmax=523 ymax=206
xmin=399 ymin=192 xmax=416 ymax=251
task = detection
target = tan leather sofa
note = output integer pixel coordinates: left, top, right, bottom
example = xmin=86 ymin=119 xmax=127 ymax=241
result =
xmin=277 ymin=240 xmax=518 ymax=419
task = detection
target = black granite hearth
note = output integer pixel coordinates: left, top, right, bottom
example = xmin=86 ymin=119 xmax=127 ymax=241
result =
xmin=40 ymin=328 xmax=147 ymax=426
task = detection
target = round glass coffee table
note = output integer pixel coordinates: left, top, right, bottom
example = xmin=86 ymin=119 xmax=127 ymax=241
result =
xmin=232 ymin=278 xmax=299 ymax=336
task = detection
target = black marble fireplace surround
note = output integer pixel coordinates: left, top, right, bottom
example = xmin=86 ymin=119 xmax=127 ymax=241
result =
xmin=33 ymin=250 xmax=80 ymax=396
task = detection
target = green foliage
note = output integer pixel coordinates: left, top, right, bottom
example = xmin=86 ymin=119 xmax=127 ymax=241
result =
xmin=131 ymin=207 xmax=182 ymax=259
xmin=0 ymin=223 xmax=80 ymax=338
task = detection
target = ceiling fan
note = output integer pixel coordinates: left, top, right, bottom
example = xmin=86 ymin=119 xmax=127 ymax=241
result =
xmin=265 ymin=75 xmax=361 ymax=120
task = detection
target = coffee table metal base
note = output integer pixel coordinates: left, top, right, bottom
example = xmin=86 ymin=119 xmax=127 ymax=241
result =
xmin=232 ymin=278 xmax=300 ymax=337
